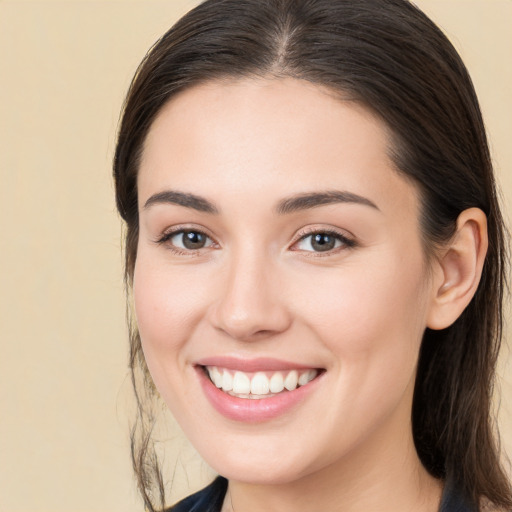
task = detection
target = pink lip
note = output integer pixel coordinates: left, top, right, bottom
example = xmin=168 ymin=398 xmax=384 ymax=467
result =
xmin=195 ymin=365 xmax=324 ymax=423
xmin=195 ymin=356 xmax=320 ymax=372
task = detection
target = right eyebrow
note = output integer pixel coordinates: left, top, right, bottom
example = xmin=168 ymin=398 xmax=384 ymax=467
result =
xmin=275 ymin=190 xmax=379 ymax=215
xmin=143 ymin=190 xmax=219 ymax=214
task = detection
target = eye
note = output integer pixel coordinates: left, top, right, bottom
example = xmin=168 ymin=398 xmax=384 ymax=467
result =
xmin=158 ymin=229 xmax=215 ymax=252
xmin=293 ymin=230 xmax=355 ymax=253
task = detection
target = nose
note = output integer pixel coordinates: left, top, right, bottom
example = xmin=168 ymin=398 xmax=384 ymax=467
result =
xmin=209 ymin=249 xmax=292 ymax=341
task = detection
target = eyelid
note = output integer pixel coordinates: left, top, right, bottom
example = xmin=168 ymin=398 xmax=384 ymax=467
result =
xmin=154 ymin=224 xmax=219 ymax=254
xmin=289 ymin=226 xmax=357 ymax=255
xmin=153 ymin=223 xmax=356 ymax=256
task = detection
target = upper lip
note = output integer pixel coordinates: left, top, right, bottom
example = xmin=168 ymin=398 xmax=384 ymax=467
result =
xmin=195 ymin=356 xmax=322 ymax=373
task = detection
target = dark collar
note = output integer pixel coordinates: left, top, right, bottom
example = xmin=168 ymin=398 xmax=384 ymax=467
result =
xmin=170 ymin=476 xmax=477 ymax=512
xmin=439 ymin=478 xmax=477 ymax=512
xmin=168 ymin=476 xmax=227 ymax=512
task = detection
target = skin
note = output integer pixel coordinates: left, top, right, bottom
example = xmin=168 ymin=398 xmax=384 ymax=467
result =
xmin=134 ymin=77 xmax=486 ymax=511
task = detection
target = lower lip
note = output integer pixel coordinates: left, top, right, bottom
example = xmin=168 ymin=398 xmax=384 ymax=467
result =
xmin=196 ymin=366 xmax=324 ymax=423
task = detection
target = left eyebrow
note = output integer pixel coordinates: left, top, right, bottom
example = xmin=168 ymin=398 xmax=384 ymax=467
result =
xmin=275 ymin=190 xmax=380 ymax=215
xmin=143 ymin=190 xmax=219 ymax=214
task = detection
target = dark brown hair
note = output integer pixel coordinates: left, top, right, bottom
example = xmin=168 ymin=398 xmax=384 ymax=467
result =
xmin=113 ymin=0 xmax=511 ymax=510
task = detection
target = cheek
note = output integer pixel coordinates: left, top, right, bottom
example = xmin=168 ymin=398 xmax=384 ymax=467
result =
xmin=132 ymin=254 xmax=225 ymax=422
xmin=134 ymin=244 xmax=208 ymax=331
xmin=298 ymin=256 xmax=426 ymax=341
xmin=290 ymin=250 xmax=429 ymax=393
xmin=132 ymin=250 xmax=211 ymax=384
xmin=287 ymin=255 xmax=428 ymax=447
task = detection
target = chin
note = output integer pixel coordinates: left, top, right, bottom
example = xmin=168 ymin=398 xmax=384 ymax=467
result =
xmin=213 ymin=456 xmax=310 ymax=485
xmin=192 ymin=429 xmax=331 ymax=486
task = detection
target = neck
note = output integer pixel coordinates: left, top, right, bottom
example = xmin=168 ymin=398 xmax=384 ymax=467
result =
xmin=222 ymin=387 xmax=442 ymax=512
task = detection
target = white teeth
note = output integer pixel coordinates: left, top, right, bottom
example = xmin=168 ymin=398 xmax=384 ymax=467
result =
xmin=211 ymin=367 xmax=222 ymax=388
xmin=227 ymin=392 xmax=270 ymax=399
xmin=232 ymin=371 xmax=251 ymax=394
xmin=269 ymin=372 xmax=284 ymax=393
xmin=222 ymin=371 xmax=233 ymax=391
xmin=206 ymin=366 xmax=319 ymax=398
xmin=284 ymin=370 xmax=298 ymax=391
xmin=299 ymin=369 xmax=318 ymax=386
xmin=251 ymin=372 xmax=270 ymax=395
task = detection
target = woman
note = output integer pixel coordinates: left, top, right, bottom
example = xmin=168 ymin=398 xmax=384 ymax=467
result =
xmin=113 ymin=0 xmax=511 ymax=510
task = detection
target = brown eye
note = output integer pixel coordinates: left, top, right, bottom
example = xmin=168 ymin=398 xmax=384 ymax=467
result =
xmin=169 ymin=230 xmax=214 ymax=250
xmin=294 ymin=231 xmax=355 ymax=253
xmin=310 ymin=233 xmax=336 ymax=252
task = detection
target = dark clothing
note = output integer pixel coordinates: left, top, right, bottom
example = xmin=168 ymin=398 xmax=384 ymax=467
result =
xmin=169 ymin=476 xmax=477 ymax=511
xmin=439 ymin=480 xmax=478 ymax=512
xmin=169 ymin=477 xmax=227 ymax=512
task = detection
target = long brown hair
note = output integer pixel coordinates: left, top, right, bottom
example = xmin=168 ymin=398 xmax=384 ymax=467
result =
xmin=113 ymin=0 xmax=511 ymax=509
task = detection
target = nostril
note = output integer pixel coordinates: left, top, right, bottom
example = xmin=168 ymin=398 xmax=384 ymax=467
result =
xmin=207 ymin=268 xmax=293 ymax=340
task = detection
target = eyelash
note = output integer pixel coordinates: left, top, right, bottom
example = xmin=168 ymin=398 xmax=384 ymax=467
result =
xmin=155 ymin=226 xmax=357 ymax=256
xmin=155 ymin=225 xmax=217 ymax=256
xmin=291 ymin=227 xmax=357 ymax=257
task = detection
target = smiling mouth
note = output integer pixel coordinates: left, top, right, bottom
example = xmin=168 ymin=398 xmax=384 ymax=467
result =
xmin=202 ymin=365 xmax=322 ymax=399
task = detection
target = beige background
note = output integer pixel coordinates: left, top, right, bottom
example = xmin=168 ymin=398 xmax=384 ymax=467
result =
xmin=0 ymin=1 xmax=510 ymax=510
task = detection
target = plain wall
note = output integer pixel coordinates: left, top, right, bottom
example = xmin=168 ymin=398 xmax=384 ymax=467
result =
xmin=0 ymin=1 xmax=510 ymax=510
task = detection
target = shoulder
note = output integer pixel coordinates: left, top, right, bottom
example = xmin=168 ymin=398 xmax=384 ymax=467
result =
xmin=167 ymin=477 xmax=228 ymax=512
xmin=168 ymin=476 xmax=483 ymax=512
xmin=439 ymin=479 xmax=478 ymax=512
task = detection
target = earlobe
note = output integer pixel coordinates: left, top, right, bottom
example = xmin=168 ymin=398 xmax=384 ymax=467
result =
xmin=427 ymin=208 xmax=488 ymax=330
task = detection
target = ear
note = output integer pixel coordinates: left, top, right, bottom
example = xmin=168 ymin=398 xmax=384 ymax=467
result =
xmin=427 ymin=208 xmax=488 ymax=330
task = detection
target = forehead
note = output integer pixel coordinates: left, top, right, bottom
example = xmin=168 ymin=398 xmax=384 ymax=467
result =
xmin=138 ymin=77 xmax=419 ymax=221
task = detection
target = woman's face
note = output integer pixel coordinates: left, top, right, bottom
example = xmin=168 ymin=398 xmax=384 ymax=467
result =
xmin=134 ymin=78 xmax=436 ymax=484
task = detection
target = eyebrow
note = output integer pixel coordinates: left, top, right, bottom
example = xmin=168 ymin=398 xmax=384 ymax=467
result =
xmin=275 ymin=190 xmax=379 ymax=214
xmin=143 ymin=189 xmax=379 ymax=215
xmin=144 ymin=190 xmax=219 ymax=214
